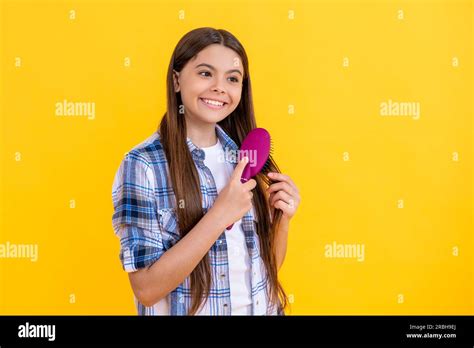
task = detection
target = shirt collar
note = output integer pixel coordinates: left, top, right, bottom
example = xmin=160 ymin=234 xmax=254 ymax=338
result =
xmin=186 ymin=123 xmax=239 ymax=164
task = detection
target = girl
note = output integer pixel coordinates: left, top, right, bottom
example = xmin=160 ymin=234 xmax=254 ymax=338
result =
xmin=112 ymin=27 xmax=300 ymax=315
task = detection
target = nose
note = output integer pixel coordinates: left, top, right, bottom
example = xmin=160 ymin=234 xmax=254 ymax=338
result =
xmin=211 ymin=80 xmax=226 ymax=94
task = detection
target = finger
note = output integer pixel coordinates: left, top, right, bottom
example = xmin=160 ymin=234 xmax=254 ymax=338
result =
xmin=269 ymin=189 xmax=300 ymax=211
xmin=277 ymin=173 xmax=298 ymax=194
xmin=267 ymin=181 xmax=297 ymax=197
xmin=268 ymin=191 xmax=275 ymax=203
xmin=268 ymin=172 xmax=299 ymax=193
xmin=231 ymin=156 xmax=249 ymax=181
xmin=274 ymin=200 xmax=294 ymax=216
xmin=242 ymin=178 xmax=257 ymax=191
xmin=271 ymin=191 xmax=298 ymax=208
xmin=270 ymin=190 xmax=293 ymax=207
xmin=268 ymin=181 xmax=300 ymax=202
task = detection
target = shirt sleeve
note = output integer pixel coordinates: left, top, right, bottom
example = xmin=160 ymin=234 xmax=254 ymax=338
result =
xmin=111 ymin=153 xmax=164 ymax=272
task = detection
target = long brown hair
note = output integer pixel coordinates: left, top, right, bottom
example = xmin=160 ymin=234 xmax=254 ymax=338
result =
xmin=158 ymin=27 xmax=288 ymax=315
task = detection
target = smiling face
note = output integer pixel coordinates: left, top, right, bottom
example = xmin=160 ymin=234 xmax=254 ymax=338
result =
xmin=173 ymin=44 xmax=244 ymax=125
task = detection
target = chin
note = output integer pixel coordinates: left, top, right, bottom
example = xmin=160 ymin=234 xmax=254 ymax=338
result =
xmin=199 ymin=114 xmax=229 ymax=124
xmin=194 ymin=107 xmax=234 ymax=124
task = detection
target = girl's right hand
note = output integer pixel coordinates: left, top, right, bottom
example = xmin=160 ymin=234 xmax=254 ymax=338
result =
xmin=210 ymin=157 xmax=257 ymax=229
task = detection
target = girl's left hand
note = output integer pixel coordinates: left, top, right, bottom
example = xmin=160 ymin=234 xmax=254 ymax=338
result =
xmin=266 ymin=172 xmax=300 ymax=222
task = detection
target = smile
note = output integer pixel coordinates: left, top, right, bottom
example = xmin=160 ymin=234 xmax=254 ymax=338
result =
xmin=199 ymin=98 xmax=227 ymax=110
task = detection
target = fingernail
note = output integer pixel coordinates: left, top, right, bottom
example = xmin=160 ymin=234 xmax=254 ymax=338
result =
xmin=268 ymin=172 xmax=273 ymax=176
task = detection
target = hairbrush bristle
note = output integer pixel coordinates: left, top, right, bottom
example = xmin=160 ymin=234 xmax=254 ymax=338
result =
xmin=262 ymin=158 xmax=271 ymax=172
xmin=263 ymin=139 xmax=274 ymax=172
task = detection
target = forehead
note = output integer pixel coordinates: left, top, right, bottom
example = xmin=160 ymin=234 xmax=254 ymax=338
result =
xmin=190 ymin=44 xmax=243 ymax=71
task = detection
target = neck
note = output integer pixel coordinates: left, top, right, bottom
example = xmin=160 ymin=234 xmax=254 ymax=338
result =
xmin=185 ymin=117 xmax=218 ymax=148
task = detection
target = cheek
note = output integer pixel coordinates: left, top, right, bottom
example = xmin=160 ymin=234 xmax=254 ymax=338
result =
xmin=180 ymin=77 xmax=208 ymax=102
xmin=229 ymin=87 xmax=243 ymax=107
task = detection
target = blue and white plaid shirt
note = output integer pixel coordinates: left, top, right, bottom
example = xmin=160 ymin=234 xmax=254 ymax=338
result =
xmin=112 ymin=124 xmax=282 ymax=315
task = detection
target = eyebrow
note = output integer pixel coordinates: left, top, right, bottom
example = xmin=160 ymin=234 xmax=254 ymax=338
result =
xmin=194 ymin=63 xmax=243 ymax=77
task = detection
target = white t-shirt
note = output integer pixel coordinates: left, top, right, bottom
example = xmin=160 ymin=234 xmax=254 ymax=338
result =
xmin=201 ymin=137 xmax=253 ymax=315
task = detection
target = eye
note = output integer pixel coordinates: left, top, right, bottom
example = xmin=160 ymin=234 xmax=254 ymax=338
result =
xmin=228 ymin=76 xmax=239 ymax=83
xmin=198 ymin=71 xmax=211 ymax=77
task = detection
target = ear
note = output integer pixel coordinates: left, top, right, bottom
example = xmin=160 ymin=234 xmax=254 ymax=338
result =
xmin=173 ymin=70 xmax=180 ymax=93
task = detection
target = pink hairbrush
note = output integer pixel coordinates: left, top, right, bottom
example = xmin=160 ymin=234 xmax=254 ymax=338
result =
xmin=226 ymin=127 xmax=272 ymax=230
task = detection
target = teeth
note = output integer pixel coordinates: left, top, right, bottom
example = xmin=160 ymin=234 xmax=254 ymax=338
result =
xmin=202 ymin=98 xmax=224 ymax=106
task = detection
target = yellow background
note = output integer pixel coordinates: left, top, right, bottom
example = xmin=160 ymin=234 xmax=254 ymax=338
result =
xmin=0 ymin=0 xmax=472 ymax=314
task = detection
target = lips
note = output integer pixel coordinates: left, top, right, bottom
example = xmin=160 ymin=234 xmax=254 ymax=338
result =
xmin=199 ymin=97 xmax=228 ymax=110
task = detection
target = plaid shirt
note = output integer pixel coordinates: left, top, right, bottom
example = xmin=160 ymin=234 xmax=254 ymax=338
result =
xmin=112 ymin=124 xmax=282 ymax=315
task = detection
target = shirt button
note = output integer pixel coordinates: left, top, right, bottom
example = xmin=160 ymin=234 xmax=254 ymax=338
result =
xmin=256 ymin=300 xmax=259 ymax=305
xmin=223 ymin=303 xmax=228 ymax=307
xmin=220 ymin=273 xmax=226 ymax=278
